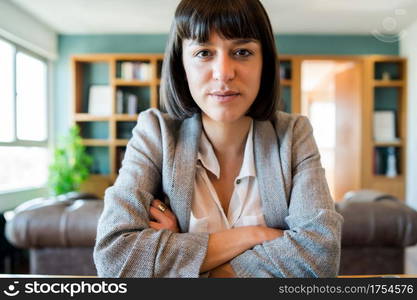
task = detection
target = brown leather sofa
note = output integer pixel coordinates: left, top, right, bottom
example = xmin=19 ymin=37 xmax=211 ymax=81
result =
xmin=5 ymin=190 xmax=417 ymax=276
xmin=4 ymin=192 xmax=101 ymax=276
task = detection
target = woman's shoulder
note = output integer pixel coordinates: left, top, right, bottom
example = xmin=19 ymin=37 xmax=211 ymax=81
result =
xmin=272 ymin=111 xmax=318 ymax=163
xmin=139 ymin=108 xmax=180 ymax=124
xmin=273 ymin=110 xmax=313 ymax=136
xmin=137 ymin=108 xmax=183 ymax=135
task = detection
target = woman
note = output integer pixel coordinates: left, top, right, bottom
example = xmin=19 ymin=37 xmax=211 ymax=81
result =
xmin=94 ymin=0 xmax=343 ymax=278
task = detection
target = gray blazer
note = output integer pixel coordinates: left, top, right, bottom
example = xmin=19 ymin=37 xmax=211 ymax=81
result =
xmin=93 ymin=108 xmax=343 ymax=277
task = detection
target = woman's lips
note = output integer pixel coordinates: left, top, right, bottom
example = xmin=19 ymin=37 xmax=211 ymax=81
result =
xmin=209 ymin=93 xmax=240 ymax=103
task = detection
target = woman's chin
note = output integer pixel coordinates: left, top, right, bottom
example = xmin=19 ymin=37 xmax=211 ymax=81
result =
xmin=205 ymin=111 xmax=245 ymax=124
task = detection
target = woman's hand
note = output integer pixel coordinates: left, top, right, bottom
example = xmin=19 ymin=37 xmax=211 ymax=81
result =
xmin=149 ymin=199 xmax=180 ymax=233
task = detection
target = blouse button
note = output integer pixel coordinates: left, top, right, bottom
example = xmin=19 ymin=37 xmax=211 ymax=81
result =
xmin=236 ymin=179 xmax=241 ymax=185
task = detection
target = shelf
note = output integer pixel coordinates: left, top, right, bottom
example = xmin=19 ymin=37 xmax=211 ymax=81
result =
xmin=372 ymin=175 xmax=404 ymax=181
xmin=114 ymin=114 xmax=139 ymax=121
xmin=81 ymin=139 xmax=109 ymax=146
xmin=373 ymin=141 xmax=402 ymax=147
xmin=74 ymin=114 xmax=110 ymax=122
xmin=115 ymin=139 xmax=129 ymax=146
xmin=373 ymin=80 xmax=404 ymax=87
xmin=113 ymin=79 xmax=151 ymax=86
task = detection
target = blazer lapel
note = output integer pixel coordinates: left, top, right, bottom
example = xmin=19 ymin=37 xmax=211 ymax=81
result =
xmin=254 ymin=120 xmax=289 ymax=229
xmin=169 ymin=113 xmax=202 ymax=233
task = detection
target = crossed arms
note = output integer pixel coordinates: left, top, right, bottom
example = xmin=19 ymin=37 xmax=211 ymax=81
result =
xmin=149 ymin=199 xmax=283 ymax=277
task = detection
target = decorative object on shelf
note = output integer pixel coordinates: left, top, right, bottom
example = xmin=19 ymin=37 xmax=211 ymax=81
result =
xmin=127 ymin=93 xmax=138 ymax=115
xmin=373 ymin=110 xmax=397 ymax=142
xmin=88 ymin=85 xmax=112 ymax=115
xmin=386 ymin=147 xmax=398 ymax=178
xmin=382 ymin=71 xmax=391 ymax=81
xmin=48 ymin=126 xmax=93 ymax=196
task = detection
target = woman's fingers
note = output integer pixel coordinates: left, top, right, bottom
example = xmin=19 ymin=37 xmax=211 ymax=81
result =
xmin=149 ymin=206 xmax=169 ymax=222
xmin=151 ymin=199 xmax=177 ymax=221
xmin=149 ymin=199 xmax=180 ymax=233
xmin=149 ymin=221 xmax=164 ymax=230
xmin=149 ymin=207 xmax=178 ymax=232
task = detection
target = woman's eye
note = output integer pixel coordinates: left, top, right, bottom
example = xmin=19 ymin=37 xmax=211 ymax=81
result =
xmin=235 ymin=49 xmax=252 ymax=57
xmin=196 ymin=50 xmax=211 ymax=58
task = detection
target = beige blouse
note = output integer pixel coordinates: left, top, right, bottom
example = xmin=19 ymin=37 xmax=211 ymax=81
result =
xmin=189 ymin=120 xmax=267 ymax=234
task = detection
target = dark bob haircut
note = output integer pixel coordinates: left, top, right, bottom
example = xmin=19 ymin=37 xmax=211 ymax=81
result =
xmin=160 ymin=0 xmax=281 ymax=121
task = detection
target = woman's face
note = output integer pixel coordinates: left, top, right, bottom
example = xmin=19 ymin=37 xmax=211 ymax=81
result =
xmin=182 ymin=31 xmax=263 ymax=123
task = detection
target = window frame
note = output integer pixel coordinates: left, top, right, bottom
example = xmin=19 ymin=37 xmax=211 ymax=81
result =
xmin=0 ymin=36 xmax=51 ymax=194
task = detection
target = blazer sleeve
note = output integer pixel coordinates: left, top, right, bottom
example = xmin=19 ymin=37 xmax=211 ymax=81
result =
xmin=229 ymin=115 xmax=344 ymax=277
xmin=93 ymin=110 xmax=209 ymax=277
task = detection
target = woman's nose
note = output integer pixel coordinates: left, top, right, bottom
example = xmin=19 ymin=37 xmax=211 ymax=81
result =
xmin=212 ymin=54 xmax=235 ymax=82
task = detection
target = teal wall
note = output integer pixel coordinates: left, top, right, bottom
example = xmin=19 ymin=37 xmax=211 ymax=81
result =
xmin=276 ymin=34 xmax=399 ymax=55
xmin=54 ymin=33 xmax=399 ymax=138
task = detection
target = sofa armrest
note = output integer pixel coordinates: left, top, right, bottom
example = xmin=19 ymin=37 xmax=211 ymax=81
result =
xmin=337 ymin=198 xmax=417 ymax=247
xmin=5 ymin=194 xmax=103 ymax=248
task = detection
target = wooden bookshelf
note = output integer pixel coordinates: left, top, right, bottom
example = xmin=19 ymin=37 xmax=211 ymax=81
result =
xmin=362 ymin=56 xmax=407 ymax=200
xmin=71 ymin=54 xmax=164 ymax=198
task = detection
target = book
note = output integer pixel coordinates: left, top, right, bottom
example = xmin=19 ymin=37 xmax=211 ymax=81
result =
xmin=88 ymin=85 xmax=112 ymax=115
xmin=373 ymin=110 xmax=398 ymax=142
xmin=116 ymin=90 xmax=124 ymax=114
xmin=374 ymin=148 xmax=386 ymax=175
xmin=127 ymin=94 xmax=138 ymax=115
xmin=133 ymin=62 xmax=141 ymax=80
xmin=140 ymin=63 xmax=151 ymax=80
xmin=120 ymin=62 xmax=151 ymax=80
xmin=121 ymin=62 xmax=133 ymax=80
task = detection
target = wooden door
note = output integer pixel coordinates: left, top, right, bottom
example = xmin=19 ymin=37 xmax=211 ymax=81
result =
xmin=334 ymin=61 xmax=362 ymax=201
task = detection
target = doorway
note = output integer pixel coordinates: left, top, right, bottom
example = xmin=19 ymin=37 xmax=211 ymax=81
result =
xmin=300 ymin=59 xmax=362 ymax=201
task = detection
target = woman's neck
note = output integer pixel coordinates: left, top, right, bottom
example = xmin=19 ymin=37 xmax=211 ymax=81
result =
xmin=201 ymin=114 xmax=252 ymax=159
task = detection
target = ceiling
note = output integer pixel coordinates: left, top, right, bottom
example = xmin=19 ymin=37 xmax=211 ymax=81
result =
xmin=9 ymin=0 xmax=417 ymax=35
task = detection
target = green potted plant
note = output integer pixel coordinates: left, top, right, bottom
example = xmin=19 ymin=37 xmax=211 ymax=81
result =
xmin=48 ymin=125 xmax=93 ymax=196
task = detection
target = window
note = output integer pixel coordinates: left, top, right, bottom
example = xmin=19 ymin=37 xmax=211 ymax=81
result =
xmin=0 ymin=37 xmax=49 ymax=193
